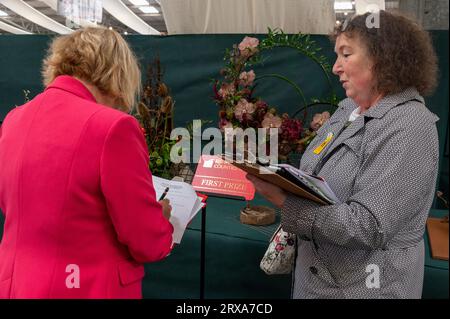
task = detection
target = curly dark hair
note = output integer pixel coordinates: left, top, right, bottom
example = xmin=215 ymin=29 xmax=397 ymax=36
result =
xmin=330 ymin=10 xmax=438 ymax=96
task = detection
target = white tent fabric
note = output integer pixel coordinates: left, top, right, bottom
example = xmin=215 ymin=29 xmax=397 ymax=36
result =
xmin=0 ymin=0 xmax=72 ymax=34
xmin=0 ymin=19 xmax=32 ymax=34
xmin=160 ymin=0 xmax=335 ymax=35
xmin=103 ymin=0 xmax=160 ymax=35
xmin=355 ymin=0 xmax=385 ymax=15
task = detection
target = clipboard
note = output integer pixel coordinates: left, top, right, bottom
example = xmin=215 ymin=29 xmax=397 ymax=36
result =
xmin=221 ymin=154 xmax=329 ymax=206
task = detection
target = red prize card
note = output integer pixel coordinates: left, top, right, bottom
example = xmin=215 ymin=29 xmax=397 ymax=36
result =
xmin=192 ymin=155 xmax=255 ymax=200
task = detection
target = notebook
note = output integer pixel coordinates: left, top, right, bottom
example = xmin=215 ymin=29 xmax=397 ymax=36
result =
xmin=221 ymin=154 xmax=339 ymax=206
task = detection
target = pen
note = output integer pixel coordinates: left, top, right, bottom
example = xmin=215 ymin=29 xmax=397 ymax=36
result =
xmin=159 ymin=187 xmax=169 ymax=201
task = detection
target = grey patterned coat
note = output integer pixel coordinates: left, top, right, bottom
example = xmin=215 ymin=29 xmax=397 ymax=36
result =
xmin=281 ymin=87 xmax=439 ymax=299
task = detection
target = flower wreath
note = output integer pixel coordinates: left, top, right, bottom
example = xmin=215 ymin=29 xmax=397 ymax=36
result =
xmin=213 ymin=29 xmax=338 ymax=160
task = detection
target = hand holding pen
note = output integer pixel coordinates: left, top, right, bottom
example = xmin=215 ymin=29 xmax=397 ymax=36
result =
xmin=159 ymin=187 xmax=171 ymax=220
xmin=159 ymin=187 xmax=170 ymax=201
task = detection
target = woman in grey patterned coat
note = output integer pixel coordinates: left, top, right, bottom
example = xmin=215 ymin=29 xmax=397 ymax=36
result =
xmin=247 ymin=11 xmax=439 ymax=298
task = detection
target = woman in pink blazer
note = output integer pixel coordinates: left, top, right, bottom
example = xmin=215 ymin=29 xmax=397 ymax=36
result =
xmin=0 ymin=27 xmax=173 ymax=298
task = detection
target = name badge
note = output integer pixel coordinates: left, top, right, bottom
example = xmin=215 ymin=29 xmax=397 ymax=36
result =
xmin=313 ymin=132 xmax=333 ymax=155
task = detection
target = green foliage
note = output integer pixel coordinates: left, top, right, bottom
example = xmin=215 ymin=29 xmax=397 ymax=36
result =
xmin=256 ymin=28 xmax=337 ymax=111
xmin=148 ymin=137 xmax=178 ymax=179
xmin=259 ymin=28 xmax=332 ymax=74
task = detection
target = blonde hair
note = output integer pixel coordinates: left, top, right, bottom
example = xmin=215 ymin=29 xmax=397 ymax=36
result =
xmin=42 ymin=27 xmax=141 ymax=112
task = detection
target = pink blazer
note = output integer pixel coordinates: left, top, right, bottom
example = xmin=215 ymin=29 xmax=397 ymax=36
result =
xmin=0 ymin=76 xmax=173 ymax=298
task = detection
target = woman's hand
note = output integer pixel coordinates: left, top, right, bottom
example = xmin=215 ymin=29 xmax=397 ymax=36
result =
xmin=246 ymin=174 xmax=287 ymax=208
xmin=159 ymin=199 xmax=172 ymax=220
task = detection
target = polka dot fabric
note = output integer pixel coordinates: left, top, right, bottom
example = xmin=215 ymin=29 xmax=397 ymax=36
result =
xmin=280 ymin=87 xmax=439 ymax=299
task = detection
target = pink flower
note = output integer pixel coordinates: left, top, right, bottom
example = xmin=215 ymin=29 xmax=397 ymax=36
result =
xmin=254 ymin=100 xmax=268 ymax=122
xmin=310 ymin=111 xmax=330 ymax=131
xmin=219 ymin=118 xmax=233 ymax=132
xmin=280 ymin=117 xmax=303 ymax=142
xmin=238 ymin=36 xmax=259 ymax=57
xmin=218 ymin=83 xmax=235 ymax=99
xmin=238 ymin=88 xmax=251 ymax=97
xmin=262 ymin=113 xmax=282 ymax=128
xmin=234 ymin=99 xmax=255 ymax=122
xmin=239 ymin=70 xmax=256 ymax=86
xmin=255 ymin=100 xmax=268 ymax=110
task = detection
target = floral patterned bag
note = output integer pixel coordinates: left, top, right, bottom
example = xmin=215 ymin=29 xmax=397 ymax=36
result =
xmin=260 ymin=225 xmax=296 ymax=275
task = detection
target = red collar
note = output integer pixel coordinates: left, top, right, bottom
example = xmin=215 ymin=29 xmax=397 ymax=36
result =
xmin=45 ymin=75 xmax=97 ymax=103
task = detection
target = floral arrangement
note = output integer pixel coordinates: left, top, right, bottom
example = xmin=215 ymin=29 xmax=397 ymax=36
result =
xmin=213 ymin=29 xmax=338 ymax=161
xmin=132 ymin=57 xmax=211 ymax=182
xmin=133 ymin=56 xmax=181 ymax=179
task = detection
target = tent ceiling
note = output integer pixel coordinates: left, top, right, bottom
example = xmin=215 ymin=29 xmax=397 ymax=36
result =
xmin=0 ymin=1 xmax=446 ymax=35
xmin=0 ymin=0 xmax=166 ymax=34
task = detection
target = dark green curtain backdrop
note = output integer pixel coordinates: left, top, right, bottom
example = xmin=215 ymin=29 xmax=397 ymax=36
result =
xmin=0 ymin=34 xmax=341 ymax=123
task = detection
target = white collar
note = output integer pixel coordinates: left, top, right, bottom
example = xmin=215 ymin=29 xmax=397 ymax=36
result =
xmin=348 ymin=107 xmax=361 ymax=122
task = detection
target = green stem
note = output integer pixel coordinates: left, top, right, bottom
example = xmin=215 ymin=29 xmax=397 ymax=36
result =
xmin=256 ymin=73 xmax=307 ymax=109
xmin=162 ymin=113 xmax=168 ymax=149
xmin=290 ymin=102 xmax=339 ymax=119
xmin=259 ymin=41 xmax=335 ymax=99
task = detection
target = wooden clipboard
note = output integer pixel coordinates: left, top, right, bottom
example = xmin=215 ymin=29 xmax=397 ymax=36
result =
xmin=426 ymin=217 xmax=449 ymax=261
xmin=221 ymin=156 xmax=328 ymax=206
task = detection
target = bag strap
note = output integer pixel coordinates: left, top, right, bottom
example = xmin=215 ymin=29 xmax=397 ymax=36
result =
xmin=269 ymin=224 xmax=282 ymax=242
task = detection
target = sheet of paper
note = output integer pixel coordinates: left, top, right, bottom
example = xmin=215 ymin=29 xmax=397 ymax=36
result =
xmin=276 ymin=164 xmax=340 ymax=204
xmin=152 ymin=176 xmax=200 ymax=244
xmin=190 ymin=197 xmax=204 ymax=221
